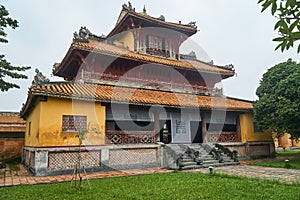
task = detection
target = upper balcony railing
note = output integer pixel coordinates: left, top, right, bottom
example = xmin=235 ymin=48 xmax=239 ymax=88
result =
xmin=79 ymin=71 xmax=223 ymax=96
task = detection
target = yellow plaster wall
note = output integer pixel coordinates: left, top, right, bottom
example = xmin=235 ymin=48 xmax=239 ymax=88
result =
xmin=25 ymin=101 xmax=41 ymax=146
xmin=292 ymin=139 xmax=300 ymax=147
xmin=274 ymin=133 xmax=300 ymax=148
xmin=239 ymin=113 xmax=272 ymax=143
xmin=36 ymin=97 xmax=105 ymax=147
xmin=114 ymin=30 xmax=134 ymax=51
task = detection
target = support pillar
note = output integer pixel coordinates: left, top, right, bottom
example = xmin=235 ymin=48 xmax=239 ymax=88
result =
xmin=154 ymin=111 xmax=160 ymax=143
xmin=201 ymin=112 xmax=207 ymax=143
xmin=35 ymin=150 xmax=48 ymax=176
xmin=236 ymin=115 xmax=242 ymax=142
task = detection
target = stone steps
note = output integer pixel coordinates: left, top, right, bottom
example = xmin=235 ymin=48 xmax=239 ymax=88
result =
xmin=174 ymin=144 xmax=240 ymax=170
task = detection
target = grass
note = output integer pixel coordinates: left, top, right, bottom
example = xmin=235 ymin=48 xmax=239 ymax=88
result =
xmin=0 ymin=172 xmax=299 ymax=200
xmin=250 ymin=150 xmax=300 ymax=169
xmin=276 ymin=150 xmax=300 ymax=158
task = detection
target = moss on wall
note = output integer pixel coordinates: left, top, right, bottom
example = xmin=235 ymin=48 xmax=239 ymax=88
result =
xmin=25 ymin=97 xmax=106 ymax=147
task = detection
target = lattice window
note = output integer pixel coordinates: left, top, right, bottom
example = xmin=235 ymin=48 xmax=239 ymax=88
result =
xmin=62 ymin=115 xmax=87 ymax=132
xmin=109 ymin=148 xmax=157 ymax=166
xmin=48 ymin=151 xmax=101 ymax=171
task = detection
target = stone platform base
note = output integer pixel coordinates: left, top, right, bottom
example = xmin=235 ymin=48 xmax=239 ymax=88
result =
xmin=23 ymin=144 xmax=161 ymax=176
xmin=220 ymin=141 xmax=275 ymax=159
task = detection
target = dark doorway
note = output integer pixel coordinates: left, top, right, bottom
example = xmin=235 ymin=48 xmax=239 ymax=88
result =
xmin=190 ymin=121 xmax=202 ymax=143
xmin=160 ymin=120 xmax=171 ymax=144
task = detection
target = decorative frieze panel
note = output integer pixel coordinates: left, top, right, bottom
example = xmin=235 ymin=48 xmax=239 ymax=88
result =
xmin=109 ymin=148 xmax=157 ymax=166
xmin=208 ymin=131 xmax=240 ymax=143
xmin=106 ymin=131 xmax=155 ymax=145
xmin=48 ymin=150 xmax=101 ymax=171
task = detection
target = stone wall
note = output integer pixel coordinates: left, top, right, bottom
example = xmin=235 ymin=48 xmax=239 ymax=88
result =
xmin=221 ymin=143 xmax=247 ymax=158
xmin=221 ymin=141 xmax=275 ymax=159
xmin=246 ymin=142 xmax=275 ymax=159
xmin=0 ymin=139 xmax=24 ymax=160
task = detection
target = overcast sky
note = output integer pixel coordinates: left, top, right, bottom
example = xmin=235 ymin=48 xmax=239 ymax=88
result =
xmin=0 ymin=0 xmax=298 ymax=112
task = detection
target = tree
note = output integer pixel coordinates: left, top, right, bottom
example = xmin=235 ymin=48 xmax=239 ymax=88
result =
xmin=0 ymin=5 xmax=30 ymax=92
xmin=254 ymin=59 xmax=300 ymax=139
xmin=258 ymin=0 xmax=300 ymax=53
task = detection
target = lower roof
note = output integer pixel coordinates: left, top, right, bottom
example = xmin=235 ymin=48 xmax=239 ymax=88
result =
xmin=0 ymin=112 xmax=26 ymax=132
xmin=20 ymin=82 xmax=253 ymax=118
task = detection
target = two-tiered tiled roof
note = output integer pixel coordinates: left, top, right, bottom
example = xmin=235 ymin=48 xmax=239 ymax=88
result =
xmin=21 ymin=3 xmax=250 ymax=119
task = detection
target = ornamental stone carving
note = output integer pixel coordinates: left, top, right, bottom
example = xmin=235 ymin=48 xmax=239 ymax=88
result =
xmin=73 ymin=26 xmax=91 ymax=43
xmin=32 ymin=68 xmax=50 ymax=85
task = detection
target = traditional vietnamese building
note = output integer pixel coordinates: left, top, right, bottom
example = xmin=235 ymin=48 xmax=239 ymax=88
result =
xmin=20 ymin=3 xmax=274 ymax=176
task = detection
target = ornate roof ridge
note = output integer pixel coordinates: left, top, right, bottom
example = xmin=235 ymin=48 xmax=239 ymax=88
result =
xmin=120 ymin=2 xmax=197 ymax=31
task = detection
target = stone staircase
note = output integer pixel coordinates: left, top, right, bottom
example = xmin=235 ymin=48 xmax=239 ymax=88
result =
xmin=162 ymin=143 xmax=239 ymax=170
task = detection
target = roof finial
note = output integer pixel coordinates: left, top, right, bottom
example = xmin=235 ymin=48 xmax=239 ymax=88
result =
xmin=143 ymin=5 xmax=147 ymax=14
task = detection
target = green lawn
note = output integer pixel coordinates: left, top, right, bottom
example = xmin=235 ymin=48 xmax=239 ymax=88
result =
xmin=250 ymin=150 xmax=300 ymax=169
xmin=276 ymin=150 xmax=300 ymax=158
xmin=0 ymin=172 xmax=299 ymax=200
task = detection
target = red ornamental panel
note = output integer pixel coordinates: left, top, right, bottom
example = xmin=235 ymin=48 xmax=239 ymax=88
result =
xmin=106 ymin=130 xmax=155 ymax=145
xmin=208 ymin=132 xmax=240 ymax=143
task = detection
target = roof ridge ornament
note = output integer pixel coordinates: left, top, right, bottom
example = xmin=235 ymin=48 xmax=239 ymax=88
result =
xmin=32 ymin=68 xmax=50 ymax=85
xmin=187 ymin=21 xmax=197 ymax=28
xmin=222 ymin=64 xmax=235 ymax=71
xmin=122 ymin=1 xmax=135 ymax=11
xmin=158 ymin=15 xmax=165 ymax=21
xmin=73 ymin=26 xmax=91 ymax=43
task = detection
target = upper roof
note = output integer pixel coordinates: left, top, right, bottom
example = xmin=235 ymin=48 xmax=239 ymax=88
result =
xmin=52 ymin=3 xmax=234 ymax=80
xmin=52 ymin=39 xmax=235 ymax=80
xmin=0 ymin=112 xmax=26 ymax=132
xmin=20 ymin=82 xmax=253 ymax=118
xmin=107 ymin=2 xmax=197 ymax=38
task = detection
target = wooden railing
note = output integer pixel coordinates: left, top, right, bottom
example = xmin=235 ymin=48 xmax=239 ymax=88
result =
xmin=80 ymin=71 xmax=223 ymax=96
xmin=105 ymin=130 xmax=156 ymax=145
xmin=207 ymin=131 xmax=240 ymax=143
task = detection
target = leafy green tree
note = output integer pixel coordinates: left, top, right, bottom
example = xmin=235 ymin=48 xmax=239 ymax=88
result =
xmin=0 ymin=5 xmax=30 ymax=92
xmin=258 ymin=0 xmax=300 ymax=53
xmin=254 ymin=59 xmax=300 ymax=139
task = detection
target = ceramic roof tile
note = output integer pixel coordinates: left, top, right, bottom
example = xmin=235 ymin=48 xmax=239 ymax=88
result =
xmin=24 ymin=82 xmax=252 ymax=113
xmin=71 ymin=40 xmax=234 ymax=75
xmin=0 ymin=112 xmax=26 ymax=132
